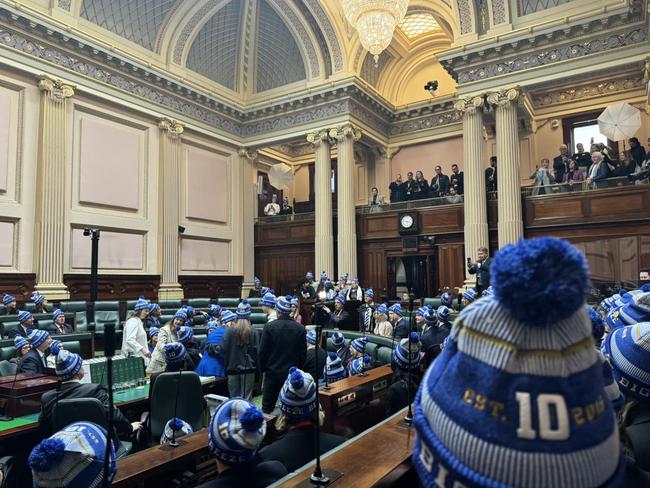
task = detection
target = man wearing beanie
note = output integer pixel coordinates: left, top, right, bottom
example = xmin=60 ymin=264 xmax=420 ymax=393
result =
xmin=29 ymin=421 xmax=116 ymax=488
xmin=323 ymin=352 xmax=348 ymax=384
xmin=18 ymin=329 xmax=52 ymax=374
xmin=304 ymin=329 xmax=327 ymax=381
xmin=1 ymin=293 xmax=18 ymax=316
xmin=39 ymin=345 xmax=141 ymax=445
xmin=48 ymin=309 xmax=73 ymax=336
xmin=389 ymin=303 xmax=409 ymax=339
xmin=259 ymin=295 xmax=306 ymax=414
xmin=7 ymin=310 xmax=34 ymax=339
xmin=260 ymin=292 xmax=278 ymax=323
xmin=388 ymin=332 xmax=423 ymax=415
xmin=323 ymin=294 xmax=351 ymax=329
xmin=358 ymin=288 xmax=376 ymax=333
xmin=259 ymin=367 xmax=344 ymax=471
xmin=196 ymin=398 xmax=286 ymax=487
xmin=413 ymin=237 xmax=625 ymax=488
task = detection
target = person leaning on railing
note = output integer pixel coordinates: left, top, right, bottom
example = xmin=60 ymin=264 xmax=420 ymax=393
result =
xmin=530 ymin=158 xmax=554 ymax=196
xmin=562 ymin=159 xmax=585 ymax=191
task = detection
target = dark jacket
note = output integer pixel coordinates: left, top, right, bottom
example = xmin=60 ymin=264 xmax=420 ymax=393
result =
xmin=358 ymin=303 xmax=375 ymax=332
xmin=430 ymin=174 xmax=450 ymax=196
xmin=304 ymin=347 xmax=327 ymax=380
xmin=403 ymin=180 xmax=416 ymax=200
xmin=624 ymin=403 xmax=650 ymax=472
xmin=450 ymin=172 xmax=464 ymax=194
xmin=412 ymin=179 xmax=429 ymax=199
xmin=553 ymin=155 xmax=570 ymax=183
xmin=222 ymin=327 xmax=259 ymax=375
xmin=258 ymin=425 xmax=345 ymax=472
xmin=195 ymin=461 xmax=287 ymax=488
xmin=587 ymin=162 xmax=611 ymax=188
xmin=389 ymin=181 xmax=404 ymax=202
xmin=0 ymin=307 xmax=18 ymax=316
xmin=6 ymin=324 xmax=29 ymax=339
xmin=248 ymin=288 xmax=263 ymax=298
xmin=17 ymin=348 xmax=47 ymax=374
xmin=421 ymin=324 xmax=451 ymax=367
xmin=393 ymin=318 xmax=410 ymax=340
xmin=468 ymin=257 xmax=492 ymax=290
xmin=387 ymin=370 xmax=422 ymax=415
xmin=279 ymin=205 xmax=293 ymax=215
xmin=259 ymin=317 xmax=306 ymax=377
xmin=327 ymin=310 xmax=351 ymax=330
xmin=39 ymin=381 xmax=132 ymax=437
xmin=48 ymin=323 xmax=73 ymax=335
xmin=631 ymin=145 xmax=647 ymax=167
xmin=572 ymin=152 xmax=592 ymax=168
xmin=485 ymin=166 xmax=497 ymax=192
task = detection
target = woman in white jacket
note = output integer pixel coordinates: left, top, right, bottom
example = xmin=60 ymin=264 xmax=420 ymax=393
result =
xmin=121 ymin=297 xmax=150 ymax=363
xmin=147 ymin=308 xmax=186 ymax=373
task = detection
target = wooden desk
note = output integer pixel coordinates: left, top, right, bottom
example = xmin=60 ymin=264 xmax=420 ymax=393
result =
xmin=276 ymin=408 xmax=415 ymax=487
xmin=319 ymin=364 xmax=393 ymax=435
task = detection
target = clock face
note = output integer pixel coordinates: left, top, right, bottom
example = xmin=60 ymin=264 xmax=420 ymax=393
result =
xmin=401 ymin=215 xmax=414 ymax=229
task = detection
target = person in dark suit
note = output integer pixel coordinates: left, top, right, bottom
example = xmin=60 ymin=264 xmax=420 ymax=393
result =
xmin=412 ymin=171 xmax=430 ymax=199
xmin=47 ymin=309 xmax=73 ymax=335
xmin=248 ymin=277 xmax=263 ymax=298
xmin=304 ymin=330 xmax=327 ymax=381
xmin=553 ymin=144 xmax=571 ymax=184
xmin=39 ymin=345 xmax=142 ymax=440
xmin=17 ymin=329 xmax=52 ymax=374
xmin=485 ymin=156 xmax=497 ymax=192
xmin=387 ymin=333 xmax=423 ymax=415
xmin=586 ymin=151 xmax=611 ymax=189
xmin=629 ymin=137 xmax=647 ymax=168
xmin=7 ymin=310 xmax=34 ymax=339
xmin=389 ymin=304 xmax=409 ymax=340
xmin=389 ymin=174 xmax=405 ymax=203
xmin=258 ymin=368 xmax=344 ymax=472
xmin=450 ymin=164 xmax=464 ymax=195
xmin=358 ymin=288 xmax=375 ymax=333
xmin=258 ymin=296 xmax=306 ymax=413
xmin=572 ymin=143 xmax=592 ymax=168
xmin=467 ymin=246 xmax=492 ymax=295
xmin=430 ymin=166 xmax=450 ymax=197
xmin=403 ymin=172 xmax=416 ymax=200
xmin=323 ymin=294 xmax=351 ymax=330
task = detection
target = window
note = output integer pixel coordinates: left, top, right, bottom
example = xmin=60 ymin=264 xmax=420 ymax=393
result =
xmin=572 ymin=124 xmax=608 ymax=152
xmin=562 ymin=111 xmax=617 ymax=157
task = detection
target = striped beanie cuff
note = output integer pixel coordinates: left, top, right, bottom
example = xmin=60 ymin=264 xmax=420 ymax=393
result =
xmin=276 ymin=296 xmax=293 ymax=314
xmin=221 ymin=310 xmax=237 ymax=324
xmin=2 ymin=293 xmax=16 ymax=305
xmin=323 ymin=352 xmax=347 ymax=383
xmin=440 ymin=291 xmax=452 ymax=307
xmin=349 ymin=355 xmax=371 ymax=376
xmin=173 ymin=309 xmax=188 ymax=321
xmin=335 ymin=294 xmax=346 ymax=306
xmin=436 ymin=305 xmax=451 ymax=322
xmin=31 ymin=292 xmax=45 ymax=305
xmin=27 ymin=329 xmax=49 ymax=349
xmin=52 ymin=309 xmax=65 ymax=321
xmin=389 ymin=303 xmax=403 ymax=317
xmin=602 ymin=322 xmax=650 ymax=403
xmin=208 ymin=399 xmax=266 ymax=466
xmin=392 ymin=332 xmax=421 ymax=370
xmin=209 ymin=304 xmax=222 ymax=317
xmin=306 ymin=330 xmax=317 ymax=345
xmin=148 ymin=303 xmax=160 ymax=314
xmin=163 ymin=342 xmax=187 ymax=366
xmin=18 ymin=310 xmax=32 ymax=323
xmin=175 ymin=326 xmax=193 ymax=344
xmin=351 ymin=337 xmax=368 ymax=354
xmin=331 ymin=331 xmax=345 ymax=347
xmin=51 ymin=344 xmax=83 ymax=381
xmin=236 ymin=299 xmax=252 ymax=319
xmin=279 ymin=367 xmax=317 ymax=420
xmin=260 ymin=293 xmax=277 ymax=308
xmin=365 ymin=288 xmax=374 ymax=298
xmin=148 ymin=327 xmax=160 ymax=338
xmin=134 ymin=297 xmax=149 ymax=312
xmin=462 ymin=288 xmax=477 ymax=302
xmin=14 ymin=335 xmax=28 ymax=350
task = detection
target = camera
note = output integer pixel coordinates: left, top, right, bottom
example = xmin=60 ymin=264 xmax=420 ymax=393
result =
xmin=424 ymin=80 xmax=439 ymax=95
xmin=83 ymin=228 xmax=91 ymax=236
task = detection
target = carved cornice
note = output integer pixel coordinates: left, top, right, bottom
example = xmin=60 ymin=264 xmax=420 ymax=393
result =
xmin=158 ymin=118 xmax=184 ymax=137
xmin=37 ymin=75 xmax=74 ymax=100
xmin=238 ymin=148 xmax=259 ymax=161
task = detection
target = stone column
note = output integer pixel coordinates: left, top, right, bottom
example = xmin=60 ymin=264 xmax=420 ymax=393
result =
xmin=239 ymin=149 xmax=258 ymax=298
xmin=333 ymin=124 xmax=362 ymax=279
xmin=34 ymin=76 xmax=75 ymax=300
xmin=158 ymin=118 xmax=185 ymax=299
xmin=307 ymin=129 xmax=334 ymax=279
xmin=488 ymin=88 xmax=523 ymax=247
xmin=454 ymin=96 xmax=489 ymax=284
xmin=374 ymin=146 xmax=400 ymax=202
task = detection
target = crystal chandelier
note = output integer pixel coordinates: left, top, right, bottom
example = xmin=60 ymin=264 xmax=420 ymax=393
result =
xmin=342 ymin=0 xmax=409 ymax=64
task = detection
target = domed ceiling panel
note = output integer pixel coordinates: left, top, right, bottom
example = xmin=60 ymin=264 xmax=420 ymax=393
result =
xmin=80 ymin=0 xmax=177 ymax=50
xmin=360 ymin=51 xmax=393 ymax=88
xmin=186 ymin=0 xmax=243 ymax=91
xmin=255 ymin=0 xmax=307 ymax=93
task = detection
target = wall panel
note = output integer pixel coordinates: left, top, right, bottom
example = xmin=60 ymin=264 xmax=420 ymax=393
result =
xmin=70 ymin=228 xmax=144 ymax=270
xmin=184 ymin=144 xmax=229 ymax=223
xmin=180 ymin=238 xmax=230 ymax=272
xmin=0 ymin=221 xmax=15 ymax=267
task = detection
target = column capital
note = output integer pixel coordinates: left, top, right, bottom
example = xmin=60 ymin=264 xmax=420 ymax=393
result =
xmin=37 ymin=75 xmax=75 ymax=100
xmin=486 ymin=88 xmax=520 ymax=107
xmin=238 ymin=148 xmax=258 ymax=160
xmin=454 ymin=95 xmax=485 ymax=114
xmin=306 ymin=129 xmax=332 ymax=147
xmin=375 ymin=145 xmax=401 ymax=160
xmin=158 ymin=118 xmax=185 ymax=137
xmin=330 ymin=123 xmax=362 ymax=143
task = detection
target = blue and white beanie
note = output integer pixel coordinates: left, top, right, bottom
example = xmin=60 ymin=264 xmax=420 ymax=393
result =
xmin=481 ymin=286 xmax=494 ymax=298
xmin=148 ymin=326 xmax=160 ymax=339
xmin=260 ymin=292 xmax=277 ymax=308
xmin=18 ymin=310 xmax=33 ymax=323
xmin=149 ymin=303 xmax=160 ymax=314
xmin=51 ymin=344 xmax=83 ymax=381
xmin=306 ymin=272 xmax=314 ymax=280
xmin=134 ymin=296 xmax=149 ymax=312
xmin=388 ymin=303 xmax=403 ymax=318
xmin=209 ymin=304 xmax=222 ymax=317
xmin=220 ymin=310 xmax=237 ymax=325
xmin=324 ymin=280 xmax=332 ymax=289
xmin=602 ymin=322 xmax=650 ymax=404
xmin=160 ymin=418 xmax=193 ymax=445
xmin=306 ymin=329 xmax=317 ymax=346
xmin=29 ymin=422 xmax=116 ymax=488
xmin=392 ymin=332 xmax=421 ymax=371
xmin=31 ymin=292 xmax=45 ymax=305
xmin=335 ymin=294 xmax=346 ymax=306
xmin=364 ymin=288 xmax=374 ymax=298
xmin=236 ymin=299 xmax=252 ymax=319
xmin=597 ymin=350 xmax=625 ymax=411
xmin=254 ymin=276 xmax=261 ymax=286
xmin=290 ymin=296 xmax=299 ymax=309
xmin=589 ymin=306 xmax=605 ymax=343
xmin=261 ymin=286 xmax=271 ymax=296
xmin=440 ymin=291 xmax=453 ymax=307
xmin=416 ymin=306 xmax=429 ymax=319
xmin=163 ymin=342 xmax=187 ymax=367
xmin=208 ymin=398 xmax=266 ymax=466
xmin=349 ymin=355 xmax=372 ymax=376
xmin=320 ymin=271 xmax=327 ymax=281
xmin=436 ymin=305 xmax=451 ymax=324
xmin=279 ymin=367 xmax=317 ymax=420
xmin=376 ymin=303 xmax=388 ymax=316
xmin=2 ymin=293 xmax=15 ymax=305
xmin=611 ymin=292 xmax=650 ymax=329
xmin=462 ymin=288 xmax=477 ymax=303
xmin=175 ymin=326 xmax=193 ymax=344
xmin=331 ymin=331 xmax=345 ymax=348
xmin=173 ymin=308 xmax=188 ymax=322
xmin=422 ymin=306 xmax=437 ymax=325
xmin=27 ymin=329 xmax=49 ymax=349
xmin=413 ymin=237 xmax=624 ymax=488
xmin=52 ymin=309 xmax=65 ymax=321
xmin=323 ymin=352 xmax=347 ymax=383
xmin=276 ymin=295 xmax=293 ymax=314
xmin=14 ymin=335 xmax=29 ymax=351
xmin=351 ymin=337 xmax=368 ymax=354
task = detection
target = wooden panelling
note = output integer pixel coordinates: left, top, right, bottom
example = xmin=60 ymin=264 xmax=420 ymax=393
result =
xmin=63 ymin=274 xmax=160 ymax=301
xmin=255 ymin=244 xmax=314 ymax=295
xmin=178 ymin=275 xmax=242 ymax=299
xmin=357 ymin=239 xmax=401 ymax=297
xmin=255 ymin=220 xmax=315 ymax=245
xmin=437 ymin=243 xmax=466 ymax=291
xmin=0 ymin=273 xmax=36 ymax=305
xmin=420 ymin=205 xmax=464 ymax=234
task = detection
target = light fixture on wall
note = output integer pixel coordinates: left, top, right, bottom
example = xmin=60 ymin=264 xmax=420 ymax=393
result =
xmin=424 ymin=80 xmax=439 ymax=97
xmin=341 ymin=0 xmax=409 ymax=64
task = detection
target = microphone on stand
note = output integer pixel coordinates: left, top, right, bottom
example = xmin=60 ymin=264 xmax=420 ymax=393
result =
xmin=103 ymin=323 xmax=116 ymax=488
xmin=404 ymin=293 xmax=415 ymax=426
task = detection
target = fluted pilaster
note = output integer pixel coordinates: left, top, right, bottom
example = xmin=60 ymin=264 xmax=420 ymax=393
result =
xmin=333 ymin=124 xmax=361 ymax=279
xmin=34 ymin=76 xmax=75 ymax=300
xmin=158 ymin=118 xmax=184 ymax=299
xmin=374 ymin=146 xmax=400 ymax=200
xmin=239 ymin=148 xmax=258 ymax=298
xmin=488 ymin=88 xmax=523 ymax=247
xmin=307 ymin=129 xmax=334 ymax=279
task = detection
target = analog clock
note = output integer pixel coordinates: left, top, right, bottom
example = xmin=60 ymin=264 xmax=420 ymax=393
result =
xmin=400 ymin=214 xmax=414 ymax=229
xmin=398 ymin=212 xmax=418 ymax=235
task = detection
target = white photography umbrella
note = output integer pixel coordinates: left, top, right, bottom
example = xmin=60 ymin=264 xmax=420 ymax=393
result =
xmin=268 ymin=163 xmax=293 ymax=190
xmin=597 ymin=102 xmax=641 ymax=142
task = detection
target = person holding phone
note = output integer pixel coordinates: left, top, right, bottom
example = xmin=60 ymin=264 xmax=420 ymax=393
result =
xmin=467 ymin=247 xmax=492 ymax=295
